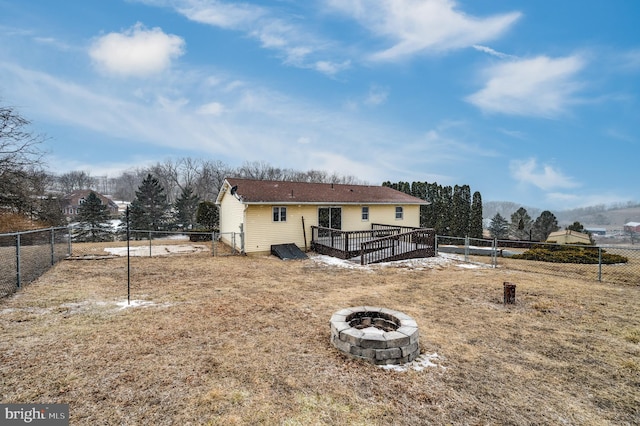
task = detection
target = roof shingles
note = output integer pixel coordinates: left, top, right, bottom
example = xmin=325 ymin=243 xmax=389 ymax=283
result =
xmin=224 ymin=178 xmax=427 ymax=205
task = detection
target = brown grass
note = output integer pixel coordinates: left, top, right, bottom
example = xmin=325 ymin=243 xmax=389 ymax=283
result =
xmin=1 ymin=250 xmax=639 ymax=425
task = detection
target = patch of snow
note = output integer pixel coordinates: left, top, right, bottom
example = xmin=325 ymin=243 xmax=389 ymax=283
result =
xmin=104 ymin=244 xmax=207 ymax=257
xmin=309 ymin=253 xmax=473 ymax=270
xmin=379 ymin=352 xmax=446 ymax=373
xmin=116 ymin=299 xmax=156 ymax=309
xmin=457 ymin=263 xmax=481 ymax=269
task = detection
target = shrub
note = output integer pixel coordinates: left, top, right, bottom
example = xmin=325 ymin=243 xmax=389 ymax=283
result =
xmin=512 ymin=244 xmax=628 ymax=264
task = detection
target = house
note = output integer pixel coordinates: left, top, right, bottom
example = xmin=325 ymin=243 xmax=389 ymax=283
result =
xmin=60 ymin=190 xmax=119 ymax=219
xmin=215 ymin=178 xmax=428 ymax=255
xmin=623 ymin=222 xmax=640 ymax=233
xmin=546 ymin=229 xmax=592 ymax=245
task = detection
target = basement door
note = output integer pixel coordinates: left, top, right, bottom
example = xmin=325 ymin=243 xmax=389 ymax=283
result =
xmin=318 ymin=207 xmax=342 ymax=230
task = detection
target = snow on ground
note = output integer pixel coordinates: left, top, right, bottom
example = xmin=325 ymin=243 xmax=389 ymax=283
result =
xmin=116 ymin=299 xmax=158 ymax=309
xmin=309 ymin=252 xmax=485 ymax=270
xmin=104 ymin=244 xmax=207 ymax=257
xmin=379 ymin=352 xmax=446 ymax=372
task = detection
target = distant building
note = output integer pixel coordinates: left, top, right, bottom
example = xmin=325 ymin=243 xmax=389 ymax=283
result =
xmin=585 ymin=227 xmax=606 ymax=236
xmin=546 ymin=229 xmax=592 ymax=245
xmin=623 ymin=222 xmax=640 ymax=233
xmin=61 ymin=190 xmax=119 ymax=219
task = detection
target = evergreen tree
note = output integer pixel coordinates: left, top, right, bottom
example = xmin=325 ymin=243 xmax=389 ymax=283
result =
xmin=196 ymin=201 xmax=219 ymax=230
xmin=532 ymin=210 xmax=560 ymax=241
xmin=129 ymin=174 xmax=171 ymax=236
xmin=469 ymin=191 xmax=483 ymax=239
xmin=174 ymin=186 xmax=200 ymax=229
xmin=75 ymin=192 xmax=113 ymax=242
xmin=566 ymin=221 xmax=585 ymax=233
xmin=510 ymin=207 xmax=533 ymax=240
xmin=451 ymin=185 xmax=471 ymax=237
xmin=488 ymin=213 xmax=509 ymax=239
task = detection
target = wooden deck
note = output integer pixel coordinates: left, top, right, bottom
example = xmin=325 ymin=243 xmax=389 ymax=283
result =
xmin=311 ymin=224 xmax=435 ymax=265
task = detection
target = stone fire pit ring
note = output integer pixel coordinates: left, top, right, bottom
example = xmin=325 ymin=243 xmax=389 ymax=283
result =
xmin=330 ymin=306 xmax=420 ymax=365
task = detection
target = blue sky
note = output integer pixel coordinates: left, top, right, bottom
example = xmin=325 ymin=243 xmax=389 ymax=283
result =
xmin=0 ymin=0 xmax=638 ymax=210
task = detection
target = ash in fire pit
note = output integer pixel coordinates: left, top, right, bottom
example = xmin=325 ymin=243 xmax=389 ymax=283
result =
xmin=330 ymin=307 xmax=419 ymax=365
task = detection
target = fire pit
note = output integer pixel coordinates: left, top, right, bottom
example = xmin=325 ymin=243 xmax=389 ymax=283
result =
xmin=330 ymin=306 xmax=420 ymax=365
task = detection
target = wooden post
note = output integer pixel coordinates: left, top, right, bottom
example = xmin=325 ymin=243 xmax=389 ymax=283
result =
xmin=504 ymin=282 xmax=516 ymax=304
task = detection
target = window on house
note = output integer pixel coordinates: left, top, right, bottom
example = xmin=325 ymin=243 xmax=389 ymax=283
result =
xmin=273 ymin=206 xmax=287 ymax=222
xmin=361 ymin=206 xmax=369 ymax=221
xmin=395 ymin=206 xmax=403 ymax=220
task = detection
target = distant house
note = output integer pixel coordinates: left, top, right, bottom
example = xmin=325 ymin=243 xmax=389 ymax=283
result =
xmin=546 ymin=229 xmax=592 ymax=245
xmin=61 ymin=190 xmax=119 ymax=219
xmin=623 ymin=222 xmax=640 ymax=233
xmin=585 ymin=228 xmax=606 ymax=236
xmin=215 ymin=178 xmax=428 ymax=255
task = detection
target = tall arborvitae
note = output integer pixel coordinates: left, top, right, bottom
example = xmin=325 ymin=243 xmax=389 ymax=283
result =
xmin=451 ymin=184 xmax=471 ymax=237
xmin=469 ymin=191 xmax=483 ymax=239
xmin=383 ymin=180 xmax=482 ymax=238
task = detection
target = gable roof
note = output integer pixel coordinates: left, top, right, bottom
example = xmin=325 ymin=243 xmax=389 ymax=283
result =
xmin=61 ymin=190 xmax=119 ymax=210
xmin=217 ymin=178 xmax=428 ymax=205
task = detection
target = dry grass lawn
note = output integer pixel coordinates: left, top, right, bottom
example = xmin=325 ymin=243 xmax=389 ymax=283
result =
xmin=1 ymin=248 xmax=639 ymax=425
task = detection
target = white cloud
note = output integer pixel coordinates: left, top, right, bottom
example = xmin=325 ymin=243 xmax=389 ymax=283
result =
xmin=89 ymin=23 xmax=185 ymax=77
xmin=197 ymin=102 xmax=225 ymax=116
xmin=171 ymin=0 xmax=349 ymax=76
xmin=510 ymin=158 xmax=579 ymax=191
xmin=472 ymin=44 xmax=514 ymax=59
xmin=466 ymin=55 xmax=585 ymax=118
xmin=177 ymin=0 xmax=265 ymax=29
xmin=326 ymin=0 xmax=521 ymax=60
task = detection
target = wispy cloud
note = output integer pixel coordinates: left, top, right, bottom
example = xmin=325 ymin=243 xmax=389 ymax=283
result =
xmin=472 ymin=44 xmax=515 ymax=59
xmin=326 ymin=0 xmax=521 ymax=61
xmin=466 ymin=55 xmax=585 ymax=118
xmin=89 ymin=23 xmax=185 ymax=77
xmin=510 ymin=158 xmax=579 ymax=191
xmin=150 ymin=0 xmax=350 ymax=76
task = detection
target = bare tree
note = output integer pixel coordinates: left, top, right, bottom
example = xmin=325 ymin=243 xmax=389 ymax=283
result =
xmin=57 ymin=170 xmax=95 ymax=194
xmin=0 ymin=104 xmax=47 ymax=213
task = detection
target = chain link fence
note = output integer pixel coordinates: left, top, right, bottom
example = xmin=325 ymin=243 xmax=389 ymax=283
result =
xmin=1 ymin=227 xmax=245 ymax=298
xmin=0 ymin=227 xmax=71 ymax=298
xmin=436 ymin=235 xmax=640 ymax=285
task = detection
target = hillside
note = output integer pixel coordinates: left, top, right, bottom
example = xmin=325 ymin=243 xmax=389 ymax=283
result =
xmin=484 ymin=201 xmax=640 ymax=231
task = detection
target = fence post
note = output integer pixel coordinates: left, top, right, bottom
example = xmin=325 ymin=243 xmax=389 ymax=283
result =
xmin=16 ymin=234 xmax=21 ymax=288
xmin=598 ymin=247 xmax=602 ymax=282
xmin=211 ymin=232 xmax=216 ymax=257
xmin=68 ymin=226 xmax=72 ymax=256
xmin=148 ymin=231 xmax=152 ymax=257
xmin=492 ymin=238 xmax=497 ymax=268
xmin=464 ymin=236 xmax=469 ymax=262
xmin=435 ymin=235 xmax=439 ymax=255
xmin=50 ymin=228 xmax=55 ymax=266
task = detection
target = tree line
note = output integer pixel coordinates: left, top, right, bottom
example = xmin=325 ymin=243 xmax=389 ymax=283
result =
xmin=382 ymin=181 xmax=484 ymax=239
xmin=0 ymin=103 xmax=363 ymax=231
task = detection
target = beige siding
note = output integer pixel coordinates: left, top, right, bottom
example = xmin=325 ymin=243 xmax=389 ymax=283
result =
xmin=244 ymin=205 xmax=318 ymax=254
xmin=361 ymin=204 xmax=420 ymax=228
xmin=221 ymin=200 xmax=422 ymax=254
xmin=218 ymin=191 xmax=245 ymax=251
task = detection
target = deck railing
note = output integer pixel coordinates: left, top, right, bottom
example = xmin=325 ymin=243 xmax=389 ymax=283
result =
xmin=310 ymin=224 xmax=435 ymax=264
xmin=359 ymin=228 xmax=435 ymax=265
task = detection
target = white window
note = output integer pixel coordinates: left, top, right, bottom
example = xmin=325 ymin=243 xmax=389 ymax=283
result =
xmin=361 ymin=206 xmax=369 ymax=221
xmin=273 ymin=206 xmax=287 ymax=222
xmin=395 ymin=206 xmax=403 ymax=220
